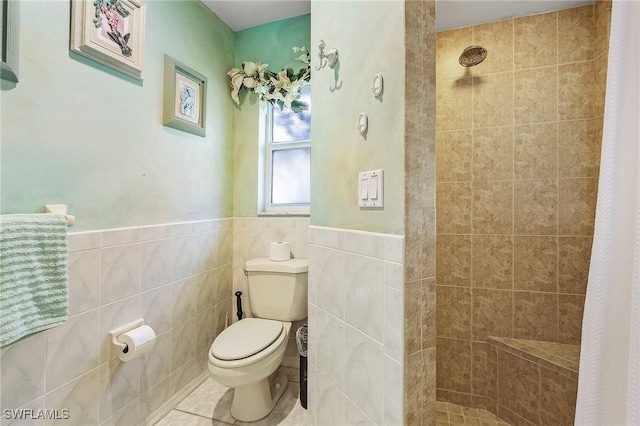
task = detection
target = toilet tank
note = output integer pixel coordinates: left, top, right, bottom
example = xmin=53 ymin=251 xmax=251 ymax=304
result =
xmin=244 ymin=258 xmax=308 ymax=321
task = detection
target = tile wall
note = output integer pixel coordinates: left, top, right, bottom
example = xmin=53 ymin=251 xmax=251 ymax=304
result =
xmin=0 ymin=219 xmax=233 ymax=425
xmin=307 ymin=226 xmax=404 ymax=426
xmin=434 ymin=2 xmax=611 ymax=408
xmin=0 ymin=219 xmax=310 ymax=426
xmin=404 ymin=0 xmax=438 ymax=424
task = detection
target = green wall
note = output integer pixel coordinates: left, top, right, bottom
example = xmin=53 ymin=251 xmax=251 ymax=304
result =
xmin=310 ymin=1 xmax=405 ymax=235
xmin=231 ymin=14 xmax=311 ymax=217
xmin=0 ymin=1 xmax=235 ymax=231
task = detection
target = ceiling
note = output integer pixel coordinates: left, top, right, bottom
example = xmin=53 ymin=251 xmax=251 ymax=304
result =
xmin=204 ymin=0 xmax=594 ymax=32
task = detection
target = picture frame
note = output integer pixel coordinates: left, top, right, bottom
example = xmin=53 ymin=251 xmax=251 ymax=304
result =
xmin=163 ymin=55 xmax=207 ymax=137
xmin=1 ymin=0 xmax=20 ymax=83
xmin=70 ymin=0 xmax=145 ymax=80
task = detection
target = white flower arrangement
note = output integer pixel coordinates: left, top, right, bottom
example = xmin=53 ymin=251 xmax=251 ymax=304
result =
xmin=227 ymin=47 xmax=311 ymax=113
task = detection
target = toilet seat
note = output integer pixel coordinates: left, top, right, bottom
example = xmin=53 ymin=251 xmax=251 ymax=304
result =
xmin=209 ymin=318 xmax=288 ymax=369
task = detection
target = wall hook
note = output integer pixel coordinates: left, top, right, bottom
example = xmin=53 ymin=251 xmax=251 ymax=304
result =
xmin=316 ymin=40 xmax=339 ymax=70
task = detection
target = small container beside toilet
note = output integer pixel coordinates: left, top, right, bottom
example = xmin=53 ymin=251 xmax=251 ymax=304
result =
xmin=208 ymin=253 xmax=307 ymax=422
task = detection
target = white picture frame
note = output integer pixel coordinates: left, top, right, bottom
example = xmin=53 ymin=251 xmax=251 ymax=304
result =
xmin=163 ymin=55 xmax=207 ymax=137
xmin=70 ymin=0 xmax=145 ymax=80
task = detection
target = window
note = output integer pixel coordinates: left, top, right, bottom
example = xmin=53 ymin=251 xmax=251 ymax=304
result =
xmin=264 ymin=85 xmax=311 ymax=213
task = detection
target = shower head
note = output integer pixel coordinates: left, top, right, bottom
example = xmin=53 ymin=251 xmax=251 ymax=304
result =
xmin=458 ymin=45 xmax=488 ymax=67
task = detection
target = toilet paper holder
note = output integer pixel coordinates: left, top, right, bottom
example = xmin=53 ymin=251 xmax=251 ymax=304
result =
xmin=109 ymin=318 xmax=144 ymax=355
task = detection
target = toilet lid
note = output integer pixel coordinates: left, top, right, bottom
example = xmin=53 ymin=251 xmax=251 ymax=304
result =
xmin=210 ymin=318 xmax=284 ymax=361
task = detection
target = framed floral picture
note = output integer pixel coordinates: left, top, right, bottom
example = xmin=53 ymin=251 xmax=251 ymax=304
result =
xmin=70 ymin=0 xmax=145 ymax=80
xmin=163 ymin=55 xmax=207 ymax=137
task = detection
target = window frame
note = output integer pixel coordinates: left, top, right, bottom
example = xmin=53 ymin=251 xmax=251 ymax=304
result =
xmin=263 ymin=98 xmax=311 ymax=214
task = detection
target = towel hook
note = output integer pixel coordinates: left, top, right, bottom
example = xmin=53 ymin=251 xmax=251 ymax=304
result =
xmin=44 ymin=204 xmax=75 ymax=227
xmin=316 ymin=40 xmax=339 ymax=71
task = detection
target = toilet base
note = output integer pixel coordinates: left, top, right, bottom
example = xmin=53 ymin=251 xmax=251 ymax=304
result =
xmin=230 ymin=368 xmax=288 ymax=422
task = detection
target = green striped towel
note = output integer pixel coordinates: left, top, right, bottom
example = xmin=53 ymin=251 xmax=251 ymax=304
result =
xmin=0 ymin=214 xmax=69 ymax=347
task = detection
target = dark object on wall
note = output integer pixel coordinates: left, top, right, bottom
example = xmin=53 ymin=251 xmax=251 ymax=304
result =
xmin=235 ymin=291 xmax=243 ymax=321
xmin=296 ymin=323 xmax=308 ymax=409
xmin=1 ymin=0 xmax=20 ymax=83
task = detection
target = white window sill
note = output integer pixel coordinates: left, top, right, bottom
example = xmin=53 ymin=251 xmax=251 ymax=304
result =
xmin=258 ymin=212 xmax=310 ymax=217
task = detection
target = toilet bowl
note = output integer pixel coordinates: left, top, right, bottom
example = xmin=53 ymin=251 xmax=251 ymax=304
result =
xmin=207 ymin=257 xmax=307 ymax=422
xmin=208 ymin=319 xmax=292 ymax=422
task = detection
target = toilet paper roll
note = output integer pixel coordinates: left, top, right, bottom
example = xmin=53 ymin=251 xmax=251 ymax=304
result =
xmin=117 ymin=325 xmax=156 ymax=362
xmin=270 ymin=241 xmax=291 ymax=261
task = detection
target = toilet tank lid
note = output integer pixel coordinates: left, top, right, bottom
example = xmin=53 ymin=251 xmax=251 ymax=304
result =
xmin=245 ymin=257 xmax=308 ymax=273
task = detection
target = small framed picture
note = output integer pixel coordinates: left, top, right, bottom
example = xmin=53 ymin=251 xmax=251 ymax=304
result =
xmin=163 ymin=55 xmax=207 ymax=137
xmin=70 ymin=0 xmax=145 ymax=80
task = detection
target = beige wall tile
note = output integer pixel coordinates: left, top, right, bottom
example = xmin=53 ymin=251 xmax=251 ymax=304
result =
xmin=437 ymin=27 xmax=474 ymax=81
xmin=405 ymin=280 xmax=423 ymax=356
xmin=406 ymin=65 xmax=428 ymax=139
xmin=514 ymin=12 xmax=557 ymax=69
xmin=437 ymin=286 xmax=472 ymax=339
xmin=437 ymin=234 xmax=472 ymax=287
xmin=539 ymin=367 xmax=578 ymax=425
xmin=472 ymin=289 xmax=513 ymax=340
xmin=437 ymin=338 xmax=472 ymax=393
xmin=514 ymin=236 xmax=557 ymax=292
xmin=514 ymin=122 xmax=558 ymax=179
xmin=514 ymin=291 xmax=558 ymax=341
xmin=558 ymin=236 xmax=592 ymax=294
xmin=405 ymin=350 xmax=426 ymax=425
xmin=594 ymin=0 xmax=612 ymax=58
xmin=559 ymin=119 xmax=600 ymax=178
xmin=437 ymin=78 xmax=473 ymax=131
xmin=473 ymin=181 xmax=513 ymax=234
xmin=423 ymin=278 xmax=437 ymax=349
xmin=497 ymin=350 xmax=540 ymax=424
xmin=514 ymin=66 xmax=557 ymax=125
xmin=472 ymin=342 xmax=489 ymax=397
xmin=437 ymin=130 xmax=472 ymax=182
xmin=473 ymin=126 xmax=513 ymax=181
xmin=559 ymin=178 xmax=598 ymax=235
xmin=473 ymin=73 xmax=514 ymax=128
xmin=437 ymin=182 xmax=472 ymax=234
xmin=406 ymin=136 xmax=436 ymax=212
xmin=559 ymin=294 xmax=585 ymax=344
xmin=472 ymin=19 xmax=514 ymax=75
xmin=472 ymin=235 xmax=513 ymax=289
xmin=558 ymin=5 xmax=595 ymax=64
xmin=559 ymin=61 xmax=595 ymax=121
xmin=405 ymin=0 xmax=423 ymax=68
xmin=594 ymin=52 xmax=609 ymax=117
xmin=514 ymin=179 xmax=558 ymax=235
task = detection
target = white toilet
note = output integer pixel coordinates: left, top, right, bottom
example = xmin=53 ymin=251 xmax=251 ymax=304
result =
xmin=208 ymin=257 xmax=308 ymax=422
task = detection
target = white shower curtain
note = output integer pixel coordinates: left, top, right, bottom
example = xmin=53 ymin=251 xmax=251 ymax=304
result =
xmin=575 ymin=0 xmax=640 ymax=425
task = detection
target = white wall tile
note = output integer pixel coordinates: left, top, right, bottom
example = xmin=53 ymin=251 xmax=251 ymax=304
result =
xmin=2 ymin=397 xmax=45 ymax=426
xmin=68 ymin=231 xmax=100 ymax=253
xmin=45 ymin=368 xmax=100 ymax=426
xmin=139 ymin=377 xmax=171 ymax=420
xmin=141 ymin=286 xmax=172 ymax=335
xmin=172 ymin=277 xmax=198 ymax=327
xmin=315 ymin=370 xmax=346 ymax=426
xmin=384 ymin=261 xmax=404 ymax=291
xmin=196 ymin=270 xmax=216 ymax=313
xmin=46 ymin=309 xmax=100 ymax=391
xmin=101 ymin=228 xmax=140 ymax=248
xmin=141 ymin=239 xmax=172 ymax=292
xmin=344 ymin=326 xmax=384 ymax=424
xmin=172 ymin=222 xmax=197 ymax=237
xmin=171 ymin=318 xmax=196 ymax=372
xmin=140 ymin=225 xmax=172 ymax=242
xmin=345 ymin=253 xmax=385 ymax=342
xmin=315 ymin=246 xmax=346 ymax=320
xmin=0 ymin=333 xmax=46 ymax=410
xmin=170 ymin=358 xmax=196 ymax=396
xmin=315 ymin=308 xmax=345 ymax=390
xmin=383 ymin=355 xmax=403 ymax=426
xmin=68 ymin=249 xmax=100 ymax=316
xmin=384 ymin=287 xmax=404 ymax=363
xmin=345 ymin=398 xmax=375 ymax=425
xmin=101 ymin=244 xmax=141 ymax=305
xmin=98 ymin=359 xmax=140 ymax=423
xmin=99 ymin=396 xmax=140 ymax=426
xmin=384 ymin=235 xmax=405 ymax=263
xmin=140 ymin=331 xmax=171 ymax=394
xmin=196 ymin=231 xmax=218 ymax=272
xmin=171 ymin=235 xmax=198 ymax=281
xmin=345 ymin=231 xmax=385 ymax=259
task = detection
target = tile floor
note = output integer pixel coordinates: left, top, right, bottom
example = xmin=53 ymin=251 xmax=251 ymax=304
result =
xmin=155 ymin=378 xmax=309 ymax=426
xmin=436 ymin=402 xmax=512 ymax=426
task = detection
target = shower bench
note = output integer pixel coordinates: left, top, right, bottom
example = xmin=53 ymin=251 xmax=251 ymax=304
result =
xmin=486 ymin=337 xmax=580 ymax=426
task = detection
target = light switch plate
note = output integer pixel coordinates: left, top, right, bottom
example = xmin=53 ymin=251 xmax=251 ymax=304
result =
xmin=358 ymin=169 xmax=384 ymax=208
